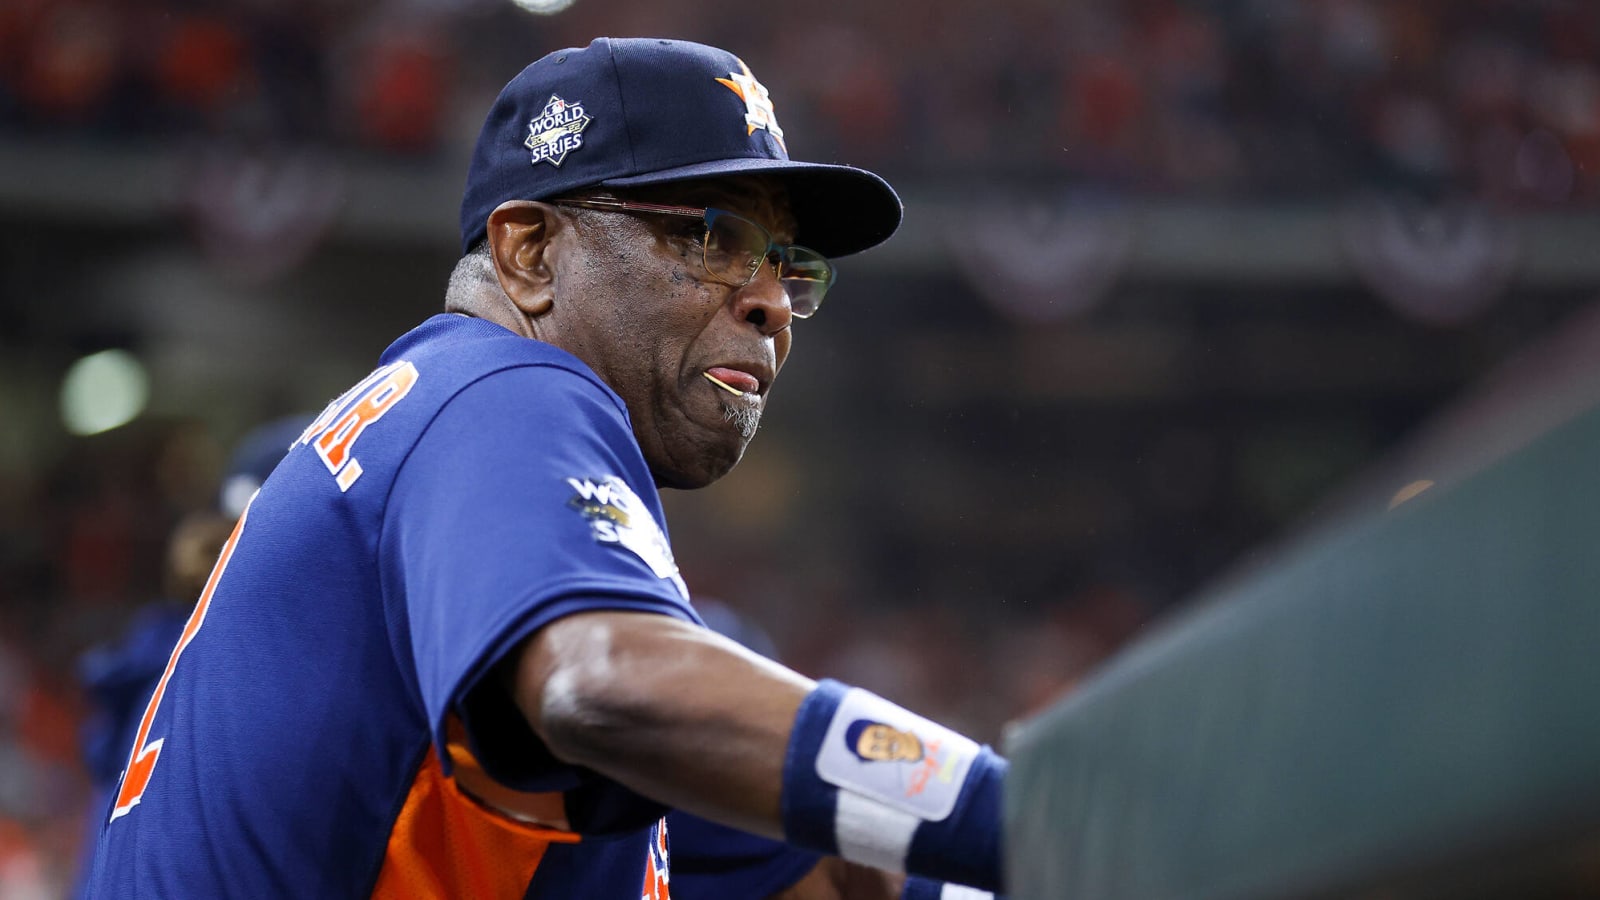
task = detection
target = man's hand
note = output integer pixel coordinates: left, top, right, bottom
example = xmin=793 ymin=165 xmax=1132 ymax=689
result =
xmin=770 ymin=857 xmax=904 ymax=900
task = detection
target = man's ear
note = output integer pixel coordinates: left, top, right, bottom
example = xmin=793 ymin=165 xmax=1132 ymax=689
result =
xmin=486 ymin=201 xmax=559 ymax=318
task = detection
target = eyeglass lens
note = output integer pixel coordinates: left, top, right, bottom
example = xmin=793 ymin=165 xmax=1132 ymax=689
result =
xmin=703 ymin=210 xmax=833 ymax=317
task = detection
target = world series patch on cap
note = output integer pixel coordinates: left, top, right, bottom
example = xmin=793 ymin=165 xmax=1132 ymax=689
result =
xmin=459 ymin=37 xmax=903 ymax=259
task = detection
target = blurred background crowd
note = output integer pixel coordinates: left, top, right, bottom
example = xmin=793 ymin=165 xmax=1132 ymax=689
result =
xmin=4 ymin=0 xmax=1600 ymax=895
xmin=5 ymin=0 xmax=1600 ymax=199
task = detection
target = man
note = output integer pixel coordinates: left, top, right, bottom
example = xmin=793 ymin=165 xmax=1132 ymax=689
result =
xmin=85 ymin=38 xmax=1005 ymax=898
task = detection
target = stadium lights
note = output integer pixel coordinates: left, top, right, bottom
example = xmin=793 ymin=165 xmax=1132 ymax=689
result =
xmin=507 ymin=0 xmax=578 ymax=15
xmin=60 ymin=349 xmax=149 ymax=436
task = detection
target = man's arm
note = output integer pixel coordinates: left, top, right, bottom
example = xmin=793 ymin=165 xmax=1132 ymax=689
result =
xmin=506 ymin=609 xmax=1006 ymax=891
xmin=510 ymin=608 xmax=809 ymax=838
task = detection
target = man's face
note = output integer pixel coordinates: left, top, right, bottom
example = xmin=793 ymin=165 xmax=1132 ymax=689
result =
xmin=855 ymin=723 xmax=925 ymax=763
xmin=545 ymin=176 xmax=799 ymax=489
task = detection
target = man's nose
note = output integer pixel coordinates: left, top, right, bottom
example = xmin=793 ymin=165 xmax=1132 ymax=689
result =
xmin=732 ymin=261 xmax=793 ymax=335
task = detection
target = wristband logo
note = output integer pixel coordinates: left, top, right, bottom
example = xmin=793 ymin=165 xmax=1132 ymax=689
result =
xmin=819 ymin=689 xmax=978 ymax=821
xmin=844 ymin=719 xmax=959 ymax=799
xmin=846 ymin=719 xmax=924 ymax=763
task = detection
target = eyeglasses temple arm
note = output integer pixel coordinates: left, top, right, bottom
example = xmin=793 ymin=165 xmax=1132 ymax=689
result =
xmin=554 ymin=197 xmax=705 ymax=219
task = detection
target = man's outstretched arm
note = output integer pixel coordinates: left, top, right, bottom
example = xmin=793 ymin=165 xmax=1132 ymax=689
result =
xmin=508 ymin=610 xmax=1007 ymax=892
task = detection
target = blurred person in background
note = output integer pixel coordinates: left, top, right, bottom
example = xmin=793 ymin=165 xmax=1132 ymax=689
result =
xmin=70 ymin=415 xmax=311 ymax=900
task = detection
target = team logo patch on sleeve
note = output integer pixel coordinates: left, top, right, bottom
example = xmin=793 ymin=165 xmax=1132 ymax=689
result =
xmin=525 ymin=95 xmax=592 ymax=167
xmin=566 ymin=476 xmax=689 ymax=598
xmin=817 ymin=689 xmax=978 ymax=821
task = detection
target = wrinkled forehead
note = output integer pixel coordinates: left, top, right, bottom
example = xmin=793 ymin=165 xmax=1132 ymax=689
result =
xmin=612 ymin=175 xmax=798 ymax=241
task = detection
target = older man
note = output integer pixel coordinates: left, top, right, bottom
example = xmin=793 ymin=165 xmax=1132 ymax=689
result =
xmin=86 ymin=38 xmax=1004 ymax=899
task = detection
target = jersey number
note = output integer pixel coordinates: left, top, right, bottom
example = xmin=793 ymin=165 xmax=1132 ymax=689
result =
xmin=109 ymin=507 xmax=249 ymax=822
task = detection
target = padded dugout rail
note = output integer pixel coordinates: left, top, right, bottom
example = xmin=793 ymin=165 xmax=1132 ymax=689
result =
xmin=1004 ymin=404 xmax=1600 ymax=899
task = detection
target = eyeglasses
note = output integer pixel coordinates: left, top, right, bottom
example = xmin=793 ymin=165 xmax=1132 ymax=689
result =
xmin=550 ymin=197 xmax=835 ymax=318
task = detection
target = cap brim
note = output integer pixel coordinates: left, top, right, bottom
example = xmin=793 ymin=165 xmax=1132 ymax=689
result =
xmin=599 ymin=158 xmax=902 ymax=259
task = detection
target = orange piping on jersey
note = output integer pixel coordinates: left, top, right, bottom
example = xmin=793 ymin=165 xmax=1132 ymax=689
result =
xmin=442 ymin=718 xmax=571 ymax=830
xmin=370 ymin=741 xmax=580 ymax=899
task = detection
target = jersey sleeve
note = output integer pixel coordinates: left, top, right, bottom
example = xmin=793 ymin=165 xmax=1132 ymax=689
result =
xmin=383 ymin=364 xmax=698 ymax=790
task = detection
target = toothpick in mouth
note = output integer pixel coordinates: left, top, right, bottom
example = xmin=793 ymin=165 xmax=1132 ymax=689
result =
xmin=702 ymin=372 xmax=746 ymax=397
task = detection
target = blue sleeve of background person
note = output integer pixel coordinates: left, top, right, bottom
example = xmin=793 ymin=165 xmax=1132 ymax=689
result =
xmin=385 ymin=364 xmax=703 ymax=792
xmin=72 ymin=605 xmax=188 ymax=900
xmin=76 ymin=605 xmax=189 ymax=790
xmin=667 ymin=811 xmax=823 ymax=900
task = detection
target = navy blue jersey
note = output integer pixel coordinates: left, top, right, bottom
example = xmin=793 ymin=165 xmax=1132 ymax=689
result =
xmin=668 ymin=811 xmax=821 ymax=899
xmin=86 ymin=314 xmax=701 ymax=899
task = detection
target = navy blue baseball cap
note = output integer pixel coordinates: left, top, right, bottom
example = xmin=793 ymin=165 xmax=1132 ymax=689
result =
xmin=458 ymin=37 xmax=902 ymax=259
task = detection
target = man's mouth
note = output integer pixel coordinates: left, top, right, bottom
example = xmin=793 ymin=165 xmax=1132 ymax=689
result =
xmin=703 ymin=372 xmax=745 ymax=396
xmin=702 ymin=367 xmax=762 ymax=396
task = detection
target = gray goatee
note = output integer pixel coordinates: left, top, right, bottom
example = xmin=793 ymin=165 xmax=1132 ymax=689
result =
xmin=722 ymin=402 xmax=762 ymax=441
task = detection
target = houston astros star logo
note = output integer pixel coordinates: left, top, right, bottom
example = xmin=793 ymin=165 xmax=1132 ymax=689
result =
xmin=715 ymin=60 xmax=786 ymax=151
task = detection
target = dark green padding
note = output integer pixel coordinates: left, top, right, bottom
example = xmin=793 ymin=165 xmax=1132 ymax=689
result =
xmin=1005 ymin=405 xmax=1600 ymax=899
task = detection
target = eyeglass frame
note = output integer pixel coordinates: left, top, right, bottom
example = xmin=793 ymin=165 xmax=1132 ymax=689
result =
xmin=547 ymin=196 xmax=835 ymax=318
